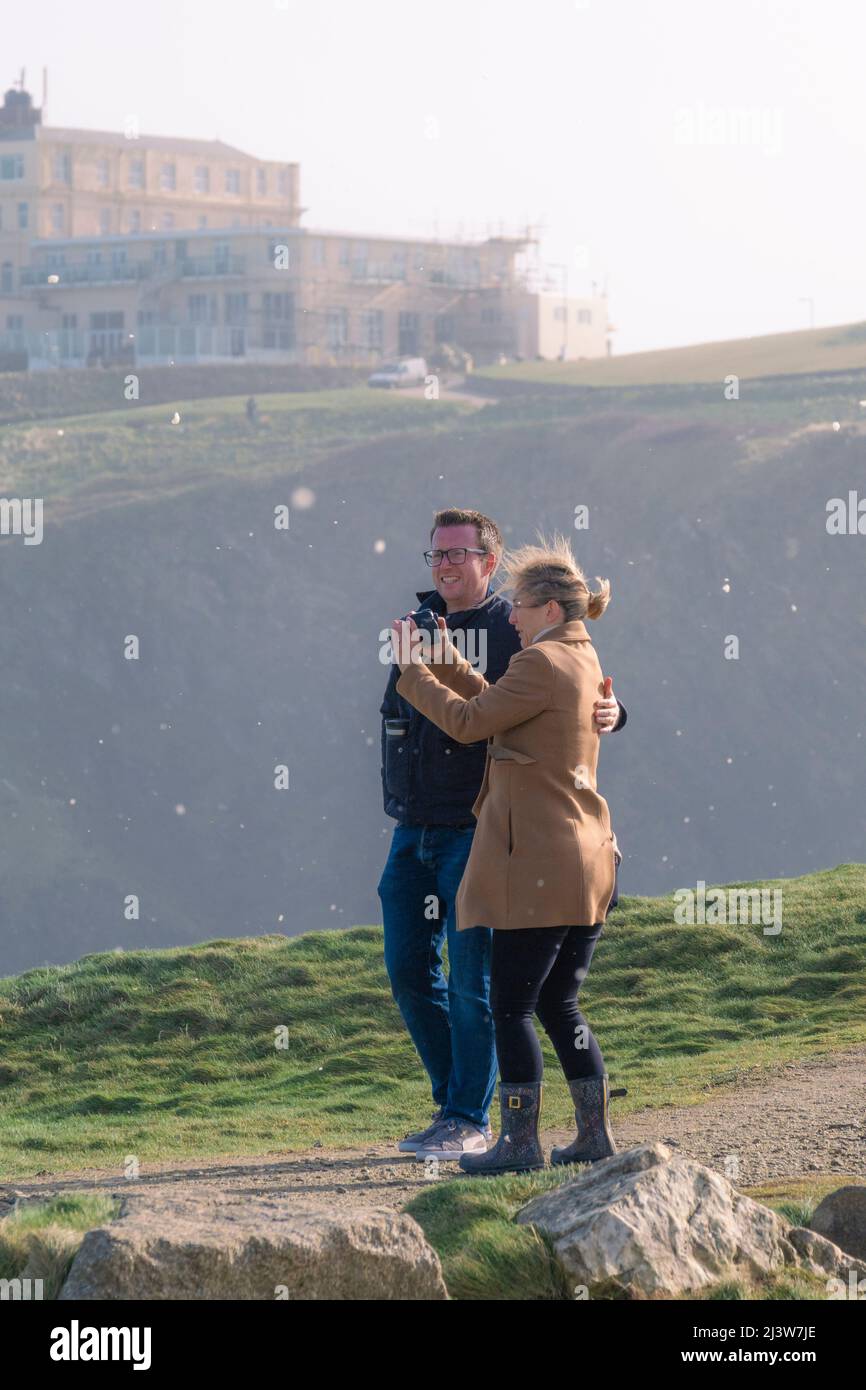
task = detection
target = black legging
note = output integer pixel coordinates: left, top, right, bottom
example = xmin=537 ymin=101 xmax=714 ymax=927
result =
xmin=490 ymin=924 xmax=605 ymax=1083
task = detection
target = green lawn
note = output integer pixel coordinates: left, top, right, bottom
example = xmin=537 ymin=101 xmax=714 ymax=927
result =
xmin=0 ymin=387 xmax=472 ymax=517
xmin=4 ymin=362 xmax=864 ymax=527
xmin=0 ymin=863 xmax=863 ymax=1180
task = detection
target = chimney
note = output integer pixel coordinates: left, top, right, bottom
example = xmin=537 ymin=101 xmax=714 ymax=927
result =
xmin=0 ymin=84 xmax=43 ymax=139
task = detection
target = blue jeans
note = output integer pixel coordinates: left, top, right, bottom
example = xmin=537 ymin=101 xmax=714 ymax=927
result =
xmin=378 ymin=824 xmax=497 ymax=1129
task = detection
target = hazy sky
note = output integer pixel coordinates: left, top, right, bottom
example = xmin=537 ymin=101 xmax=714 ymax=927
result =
xmin=7 ymin=0 xmax=865 ymax=353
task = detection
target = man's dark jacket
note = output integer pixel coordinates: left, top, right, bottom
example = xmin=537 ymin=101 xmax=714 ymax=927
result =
xmin=380 ymin=586 xmax=627 ymax=829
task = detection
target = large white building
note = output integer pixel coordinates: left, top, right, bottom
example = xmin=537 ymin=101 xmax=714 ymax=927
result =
xmin=0 ymin=82 xmax=612 ymax=370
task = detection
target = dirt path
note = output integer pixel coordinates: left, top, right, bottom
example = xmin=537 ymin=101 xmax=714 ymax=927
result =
xmin=398 ymin=374 xmax=498 ymax=410
xmin=4 ymin=1047 xmax=864 ymax=1216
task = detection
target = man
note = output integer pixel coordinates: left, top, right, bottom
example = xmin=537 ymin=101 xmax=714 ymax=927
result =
xmin=378 ymin=508 xmax=626 ymax=1160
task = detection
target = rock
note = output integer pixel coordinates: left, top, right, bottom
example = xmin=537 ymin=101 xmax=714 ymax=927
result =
xmin=808 ymin=1187 xmax=866 ymax=1261
xmin=786 ymin=1226 xmax=866 ymax=1282
xmin=516 ymin=1142 xmax=797 ymax=1298
xmin=58 ymin=1192 xmax=447 ymax=1300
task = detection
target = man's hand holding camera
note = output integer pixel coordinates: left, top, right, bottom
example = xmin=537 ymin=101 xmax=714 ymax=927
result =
xmin=390 ymin=613 xmax=452 ymax=671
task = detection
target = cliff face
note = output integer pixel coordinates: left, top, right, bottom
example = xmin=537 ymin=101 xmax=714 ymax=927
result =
xmin=1 ymin=402 xmax=864 ymax=974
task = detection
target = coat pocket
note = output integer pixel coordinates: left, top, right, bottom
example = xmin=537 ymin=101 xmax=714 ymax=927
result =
xmin=383 ymin=718 xmax=411 ymax=801
xmin=608 ymin=840 xmax=619 ymax=911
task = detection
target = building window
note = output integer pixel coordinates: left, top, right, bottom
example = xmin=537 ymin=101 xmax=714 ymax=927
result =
xmin=1 ymin=154 xmax=25 ymax=180
xmin=96 ymin=157 xmax=110 ymax=188
xmin=188 ymin=293 xmax=217 ymax=324
xmin=153 ymin=243 xmax=167 ymax=267
xmin=129 ymin=210 xmax=141 ymax=233
xmin=1 ymin=263 xmax=12 ymax=292
xmin=552 ymin=306 xmax=567 ymax=322
xmin=224 ymin=292 xmax=248 ymax=324
xmin=214 ymin=242 xmax=231 ymax=273
xmin=263 ymin=292 xmax=295 ymax=348
xmin=361 ymin=310 xmax=383 ymax=349
xmin=391 ymin=249 xmax=407 ymax=279
xmin=46 ymin=251 xmax=65 ymax=267
xmin=398 ymin=311 xmax=420 ymax=354
xmin=51 ymin=204 xmax=65 ymax=232
xmin=6 ymin=314 xmax=23 ymax=331
xmin=225 ymin=169 xmax=241 ymax=194
xmin=262 ymin=291 xmax=293 ymax=321
xmin=89 ymin=309 xmax=126 ymax=357
xmin=160 ymin=162 xmax=176 ymax=191
xmin=137 ymin=310 xmax=157 ymax=325
xmin=197 ymin=215 xmax=208 ymax=229
xmin=435 ymin=314 xmax=454 ymax=342
xmin=17 ymin=202 xmax=28 ymax=229
xmin=112 ymin=248 xmax=128 ymax=269
xmin=62 ymin=314 xmax=77 ymax=329
xmin=86 ymin=250 xmax=103 ymax=265
xmin=264 ymin=327 xmax=295 ymax=349
xmin=99 ymin=208 xmax=112 ymax=235
xmin=128 ymin=157 xmax=145 ymax=189
xmin=162 ymin=212 xmax=175 ymax=229
xmin=53 ymin=152 xmax=71 ymax=184
xmin=194 ymin=165 xmax=210 ymax=194
xmin=311 ymin=238 xmax=325 ymax=265
xmin=338 ymin=241 xmax=350 ymax=266
xmin=326 ymin=308 xmax=348 ymax=349
xmin=577 ymin=308 xmax=592 ymax=324
xmin=277 ymin=168 xmax=290 ymax=197
xmin=256 ymin=168 xmax=267 ymax=196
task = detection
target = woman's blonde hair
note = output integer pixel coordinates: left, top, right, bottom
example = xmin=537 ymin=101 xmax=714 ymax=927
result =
xmin=499 ymin=532 xmax=610 ymax=622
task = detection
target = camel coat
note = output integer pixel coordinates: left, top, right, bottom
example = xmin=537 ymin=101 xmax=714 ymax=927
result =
xmin=396 ymin=620 xmax=617 ymax=931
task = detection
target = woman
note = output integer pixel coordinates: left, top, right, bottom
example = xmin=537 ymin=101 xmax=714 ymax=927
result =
xmin=391 ymin=535 xmax=620 ymax=1175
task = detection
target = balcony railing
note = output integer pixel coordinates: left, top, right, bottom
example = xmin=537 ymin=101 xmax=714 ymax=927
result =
xmin=18 ymin=255 xmax=246 ymax=290
xmin=20 ymin=262 xmax=154 ymax=287
xmin=349 ymin=262 xmax=405 ymax=283
xmin=179 ymin=256 xmax=245 ymax=278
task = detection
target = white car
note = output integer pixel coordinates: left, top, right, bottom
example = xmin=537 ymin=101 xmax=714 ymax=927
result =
xmin=367 ymin=357 xmax=428 ymax=389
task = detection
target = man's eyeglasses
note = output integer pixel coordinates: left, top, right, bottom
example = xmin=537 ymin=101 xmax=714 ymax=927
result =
xmin=424 ymin=547 xmax=488 ymax=566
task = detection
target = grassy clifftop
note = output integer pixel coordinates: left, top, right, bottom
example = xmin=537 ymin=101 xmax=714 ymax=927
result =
xmin=0 ymin=864 xmax=863 ymax=1180
xmin=479 ymin=319 xmax=866 ymax=385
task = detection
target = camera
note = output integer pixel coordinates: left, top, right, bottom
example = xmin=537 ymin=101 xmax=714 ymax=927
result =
xmin=411 ymin=608 xmax=442 ymax=637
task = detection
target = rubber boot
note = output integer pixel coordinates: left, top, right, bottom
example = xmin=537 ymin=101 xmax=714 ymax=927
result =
xmin=550 ymin=1073 xmax=618 ymax=1166
xmin=458 ymin=1082 xmax=544 ymax=1176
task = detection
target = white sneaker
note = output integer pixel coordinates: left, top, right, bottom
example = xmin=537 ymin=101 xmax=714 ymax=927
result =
xmin=413 ymin=1118 xmax=489 ymax=1162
